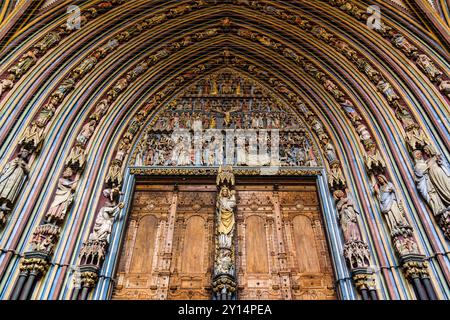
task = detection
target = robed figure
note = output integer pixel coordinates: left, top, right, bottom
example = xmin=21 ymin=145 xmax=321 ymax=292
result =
xmin=413 ymin=151 xmax=448 ymax=215
xmin=0 ymin=148 xmax=30 ymax=206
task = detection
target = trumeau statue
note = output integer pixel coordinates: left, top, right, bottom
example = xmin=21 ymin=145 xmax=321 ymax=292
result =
xmin=373 ymin=175 xmax=409 ymax=235
xmin=217 ymin=186 xmax=237 ymax=238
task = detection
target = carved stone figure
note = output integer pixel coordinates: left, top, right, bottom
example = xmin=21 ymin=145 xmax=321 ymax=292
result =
xmin=35 ymin=102 xmax=57 ymax=127
xmin=52 ymin=78 xmax=75 ymax=101
xmin=76 ymin=120 xmax=97 ymax=146
xmin=115 ymin=134 xmax=132 ymax=163
xmin=217 ymin=186 xmax=236 ymax=236
xmin=322 ymin=138 xmax=338 ymax=164
xmin=88 ymin=201 xmax=124 ymax=243
xmin=105 ymin=160 xmax=123 ymax=187
xmin=45 ymin=167 xmax=77 ymax=223
xmin=423 ymin=148 xmax=450 ymax=210
xmin=391 ymin=34 xmax=417 ymax=57
xmin=335 ymin=190 xmax=361 ymax=243
xmin=34 ymin=31 xmax=62 ymax=52
xmin=0 ymin=79 xmax=14 ymax=96
xmin=377 ymin=81 xmax=399 ymax=103
xmin=373 ymin=175 xmax=409 ymax=234
xmin=90 ymin=99 xmax=110 ymax=120
xmin=413 ymin=151 xmax=447 ymax=216
xmin=0 ymin=148 xmax=30 ymax=207
xmin=438 ymin=80 xmax=450 ymax=98
xmin=8 ymin=50 xmax=38 ymax=78
xmin=416 ymin=54 xmax=442 ymax=82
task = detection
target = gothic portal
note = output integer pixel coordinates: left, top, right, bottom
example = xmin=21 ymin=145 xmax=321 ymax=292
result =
xmin=0 ymin=0 xmax=449 ymax=301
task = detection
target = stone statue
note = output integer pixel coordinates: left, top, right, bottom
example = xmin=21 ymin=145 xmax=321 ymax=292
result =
xmin=0 ymin=79 xmax=14 ymax=96
xmin=76 ymin=120 xmax=97 ymax=146
xmin=335 ymin=190 xmax=361 ymax=243
xmin=217 ymin=186 xmax=236 ymax=236
xmin=377 ymin=81 xmax=399 ymax=103
xmin=391 ymin=33 xmax=417 ymax=56
xmin=423 ymin=148 xmax=450 ymax=210
xmin=115 ymin=134 xmax=132 ymax=163
xmin=88 ymin=201 xmax=124 ymax=244
xmin=0 ymin=148 xmax=30 ymax=207
xmin=438 ymin=80 xmax=450 ymax=98
xmin=322 ymin=138 xmax=338 ymax=164
xmin=8 ymin=50 xmax=38 ymax=78
xmin=373 ymin=175 xmax=409 ymax=234
xmin=45 ymin=167 xmax=77 ymax=223
xmin=416 ymin=54 xmax=442 ymax=82
xmin=90 ymin=99 xmax=110 ymax=121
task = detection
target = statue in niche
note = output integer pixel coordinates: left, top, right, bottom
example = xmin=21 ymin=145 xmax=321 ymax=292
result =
xmin=322 ymin=137 xmax=338 ymax=164
xmin=395 ymin=107 xmax=416 ymax=129
xmin=394 ymin=235 xmax=419 ymax=256
xmin=52 ymin=78 xmax=75 ymax=101
xmin=438 ymin=80 xmax=450 ymax=98
xmin=90 ymin=99 xmax=110 ymax=121
xmin=413 ymin=150 xmax=448 ymax=216
xmin=35 ymin=101 xmax=57 ymax=127
xmin=423 ymin=146 xmax=450 ymax=210
xmin=0 ymin=147 xmax=30 ymax=211
xmin=416 ymin=54 xmax=442 ymax=82
xmin=89 ymin=189 xmax=124 ymax=244
xmin=217 ymin=186 xmax=236 ymax=237
xmin=391 ymin=34 xmax=417 ymax=57
xmin=8 ymin=50 xmax=38 ymax=78
xmin=356 ymin=123 xmax=372 ymax=144
xmin=115 ymin=134 xmax=132 ymax=163
xmin=340 ymin=99 xmax=362 ymax=123
xmin=334 ymin=190 xmax=361 ymax=243
xmin=373 ymin=175 xmax=409 ymax=234
xmin=45 ymin=167 xmax=77 ymax=223
xmin=76 ymin=120 xmax=97 ymax=146
xmin=19 ymin=123 xmax=45 ymax=152
xmin=0 ymin=79 xmax=13 ymax=96
xmin=377 ymin=81 xmax=399 ymax=103
xmin=364 ymin=145 xmax=386 ymax=172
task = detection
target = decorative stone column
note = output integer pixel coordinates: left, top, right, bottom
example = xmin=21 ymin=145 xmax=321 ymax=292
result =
xmin=212 ymin=166 xmax=237 ymax=300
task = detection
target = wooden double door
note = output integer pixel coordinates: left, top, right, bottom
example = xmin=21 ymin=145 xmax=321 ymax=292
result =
xmin=112 ymin=178 xmax=337 ymax=300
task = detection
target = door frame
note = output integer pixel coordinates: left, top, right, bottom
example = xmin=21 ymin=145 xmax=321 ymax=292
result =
xmin=91 ymin=166 xmax=357 ymax=300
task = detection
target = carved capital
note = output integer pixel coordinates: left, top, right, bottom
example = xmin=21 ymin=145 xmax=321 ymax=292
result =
xmin=20 ymin=252 xmax=50 ymax=276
